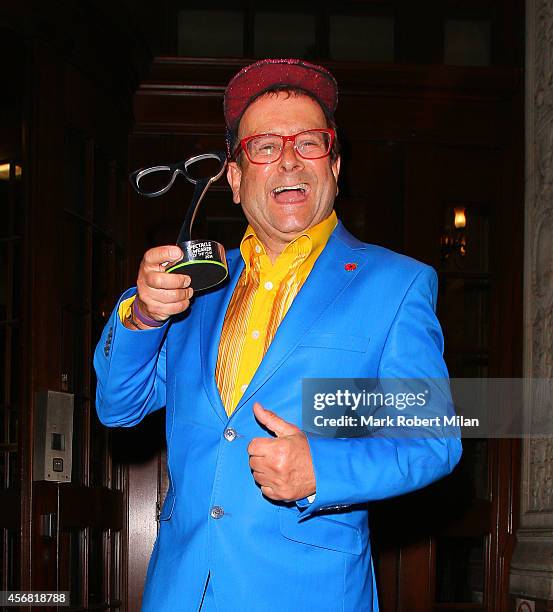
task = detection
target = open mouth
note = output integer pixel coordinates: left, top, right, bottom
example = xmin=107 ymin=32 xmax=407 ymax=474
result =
xmin=271 ymin=183 xmax=310 ymax=203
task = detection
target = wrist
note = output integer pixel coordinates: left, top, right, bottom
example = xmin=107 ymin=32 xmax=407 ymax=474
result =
xmin=132 ymin=299 xmax=167 ymax=329
xmin=124 ymin=311 xmax=141 ymax=330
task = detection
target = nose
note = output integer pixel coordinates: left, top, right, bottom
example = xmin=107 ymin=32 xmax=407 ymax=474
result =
xmin=278 ymin=140 xmax=304 ymax=172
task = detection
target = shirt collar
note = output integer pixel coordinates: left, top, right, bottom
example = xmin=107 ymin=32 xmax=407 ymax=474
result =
xmin=239 ymin=210 xmax=338 ymax=272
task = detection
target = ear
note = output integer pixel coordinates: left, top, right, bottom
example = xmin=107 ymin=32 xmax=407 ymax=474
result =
xmin=331 ymin=155 xmax=341 ymax=184
xmin=226 ymin=162 xmax=242 ymax=204
xmin=331 ymin=155 xmax=341 ymax=196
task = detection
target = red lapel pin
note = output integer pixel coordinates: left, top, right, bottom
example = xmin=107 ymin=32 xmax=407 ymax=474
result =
xmin=344 ymin=263 xmax=357 ymax=271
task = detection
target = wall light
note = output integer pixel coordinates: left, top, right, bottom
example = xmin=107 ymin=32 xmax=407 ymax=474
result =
xmin=441 ymin=206 xmax=467 ymax=262
xmin=0 ymin=163 xmax=22 ymax=181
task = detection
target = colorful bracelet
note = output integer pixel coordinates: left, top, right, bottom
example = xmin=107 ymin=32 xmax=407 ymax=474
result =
xmin=132 ymin=299 xmax=166 ymax=328
xmin=125 ymin=311 xmax=140 ymax=330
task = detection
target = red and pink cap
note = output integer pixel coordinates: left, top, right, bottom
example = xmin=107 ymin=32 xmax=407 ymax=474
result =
xmin=224 ymin=58 xmax=338 ymax=131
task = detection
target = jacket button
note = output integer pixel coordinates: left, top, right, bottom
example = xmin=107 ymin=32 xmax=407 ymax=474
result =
xmin=210 ymin=506 xmax=224 ymax=519
xmin=224 ymin=428 xmax=237 ymax=442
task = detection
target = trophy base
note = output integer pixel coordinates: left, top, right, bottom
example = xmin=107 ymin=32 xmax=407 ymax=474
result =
xmin=166 ymin=240 xmax=228 ymax=291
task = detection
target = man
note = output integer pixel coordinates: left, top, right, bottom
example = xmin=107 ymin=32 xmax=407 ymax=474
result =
xmin=94 ymin=58 xmax=462 ymax=611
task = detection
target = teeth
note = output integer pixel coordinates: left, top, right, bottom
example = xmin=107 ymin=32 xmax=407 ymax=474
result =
xmin=273 ymin=183 xmax=308 ymax=194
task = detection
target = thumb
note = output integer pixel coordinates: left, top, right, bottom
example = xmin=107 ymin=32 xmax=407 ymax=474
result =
xmin=253 ymin=402 xmax=300 ymax=437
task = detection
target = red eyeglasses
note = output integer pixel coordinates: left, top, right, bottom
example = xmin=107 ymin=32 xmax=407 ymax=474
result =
xmin=235 ymin=129 xmax=335 ymax=164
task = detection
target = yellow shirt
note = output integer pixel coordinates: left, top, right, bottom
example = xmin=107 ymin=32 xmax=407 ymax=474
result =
xmin=216 ymin=211 xmax=337 ymax=415
xmin=119 ymin=211 xmax=338 ymax=416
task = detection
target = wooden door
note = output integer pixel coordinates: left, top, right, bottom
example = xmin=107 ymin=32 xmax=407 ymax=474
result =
xmin=26 ymin=47 xmax=130 ymax=608
xmin=0 ymin=12 xmax=137 ymax=602
xmin=368 ymin=142 xmax=522 ymax=611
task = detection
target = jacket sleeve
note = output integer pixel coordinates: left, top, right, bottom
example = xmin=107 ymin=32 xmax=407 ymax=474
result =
xmin=301 ymin=266 xmax=462 ymax=516
xmin=93 ymin=288 xmax=169 ymax=427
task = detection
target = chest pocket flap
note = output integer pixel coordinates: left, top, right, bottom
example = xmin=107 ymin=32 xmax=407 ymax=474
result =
xmin=299 ymin=332 xmax=370 ymax=352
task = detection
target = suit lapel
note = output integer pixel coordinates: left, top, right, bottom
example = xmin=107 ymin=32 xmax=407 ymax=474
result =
xmin=200 ymin=252 xmax=244 ymax=422
xmin=233 ymin=224 xmax=367 ymax=414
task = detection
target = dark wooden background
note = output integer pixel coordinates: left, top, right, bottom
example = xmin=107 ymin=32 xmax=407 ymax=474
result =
xmin=0 ymin=2 xmax=523 ymax=611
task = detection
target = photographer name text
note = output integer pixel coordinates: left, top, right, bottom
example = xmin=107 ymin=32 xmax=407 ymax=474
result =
xmin=312 ymin=415 xmax=478 ymax=428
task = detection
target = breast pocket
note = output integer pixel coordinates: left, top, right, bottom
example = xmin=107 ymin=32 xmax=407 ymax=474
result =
xmin=279 ymin=508 xmax=363 ymax=555
xmin=298 ymin=333 xmax=370 ymax=353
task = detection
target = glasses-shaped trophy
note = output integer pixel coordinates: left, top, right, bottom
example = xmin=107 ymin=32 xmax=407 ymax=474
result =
xmin=129 ymin=151 xmax=228 ymax=291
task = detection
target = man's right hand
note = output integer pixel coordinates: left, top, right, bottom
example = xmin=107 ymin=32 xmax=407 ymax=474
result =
xmin=133 ymin=245 xmax=193 ymax=326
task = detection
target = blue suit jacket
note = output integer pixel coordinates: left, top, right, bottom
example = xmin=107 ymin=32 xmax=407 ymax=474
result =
xmin=94 ymin=222 xmax=462 ymax=612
